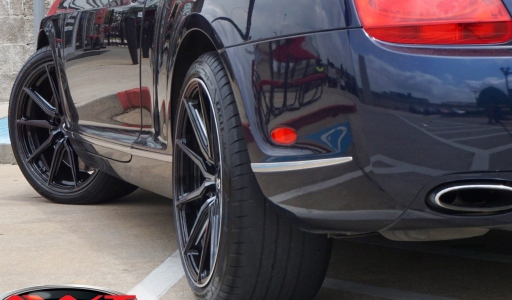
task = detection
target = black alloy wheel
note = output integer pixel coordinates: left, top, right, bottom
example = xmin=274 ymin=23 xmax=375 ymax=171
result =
xmin=9 ymin=46 xmax=137 ymax=204
xmin=15 ymin=59 xmax=96 ymax=191
xmin=174 ymin=77 xmax=222 ymax=287
xmin=174 ymin=52 xmax=332 ymax=300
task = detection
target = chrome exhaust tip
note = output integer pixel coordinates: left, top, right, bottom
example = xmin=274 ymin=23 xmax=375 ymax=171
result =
xmin=428 ymin=183 xmax=512 ymax=214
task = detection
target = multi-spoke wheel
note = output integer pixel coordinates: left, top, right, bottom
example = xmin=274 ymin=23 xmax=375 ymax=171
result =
xmin=9 ymin=46 xmax=137 ymax=204
xmin=174 ymin=52 xmax=332 ymax=300
xmin=174 ymin=76 xmax=222 ymax=287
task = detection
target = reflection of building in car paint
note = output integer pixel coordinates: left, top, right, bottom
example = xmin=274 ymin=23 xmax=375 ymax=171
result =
xmin=252 ymin=36 xmax=325 ymax=125
xmin=251 ymin=35 xmax=358 ymax=155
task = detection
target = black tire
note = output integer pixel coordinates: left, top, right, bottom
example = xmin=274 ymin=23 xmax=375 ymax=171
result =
xmin=9 ymin=46 xmax=138 ymax=204
xmin=173 ymin=52 xmax=332 ymax=300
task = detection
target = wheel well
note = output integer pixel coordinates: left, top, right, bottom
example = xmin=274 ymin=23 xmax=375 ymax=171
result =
xmin=37 ymin=31 xmax=50 ymax=50
xmin=171 ymin=30 xmax=216 ymax=135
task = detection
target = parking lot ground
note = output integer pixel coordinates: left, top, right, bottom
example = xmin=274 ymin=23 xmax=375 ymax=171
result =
xmin=3 ymin=163 xmax=512 ymax=299
xmin=0 ymin=102 xmax=15 ymax=164
xmin=0 ymin=164 xmax=177 ymax=296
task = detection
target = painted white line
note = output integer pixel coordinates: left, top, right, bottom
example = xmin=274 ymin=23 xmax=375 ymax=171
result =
xmin=428 ymin=124 xmax=481 ymax=130
xmin=487 ymin=142 xmax=512 ymax=154
xmin=396 ymin=115 xmax=481 ymax=153
xmin=128 ymin=250 xmax=185 ymax=300
xmin=380 ymin=117 xmax=512 ymax=187
xmin=429 ymin=120 xmax=479 ymax=126
xmin=371 ymin=154 xmax=446 ymax=177
xmin=395 ymin=115 xmax=488 ymax=170
xmin=322 ymin=278 xmax=458 ymax=300
xmin=352 ymin=237 xmax=512 ymax=265
xmin=450 ymin=132 xmax=509 ymax=142
xmin=429 ymin=127 xmax=502 ymax=134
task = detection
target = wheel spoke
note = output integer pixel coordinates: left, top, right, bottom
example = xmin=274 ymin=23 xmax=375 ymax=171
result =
xmin=47 ymin=138 xmax=66 ymax=185
xmin=45 ymin=64 xmax=60 ymax=116
xmin=27 ymin=134 xmax=54 ymax=163
xmin=197 ymin=220 xmax=211 ymax=282
xmin=16 ymin=55 xmax=96 ymax=193
xmin=64 ymin=140 xmax=79 ymax=188
xmin=17 ymin=119 xmax=56 ymax=130
xmin=197 ymin=85 xmax=213 ymax=156
xmin=176 ymin=179 xmax=215 ymax=206
xmin=175 ymin=78 xmax=223 ymax=287
xmin=208 ymin=107 xmax=217 ymax=163
xmin=184 ymin=196 xmax=215 ymax=253
xmin=23 ymin=87 xmax=56 ymax=118
xmin=176 ymin=139 xmax=214 ymax=181
xmin=198 ymin=83 xmax=219 ymax=164
xmin=184 ymin=98 xmax=212 ymax=162
xmin=209 ymin=197 xmax=220 ymax=271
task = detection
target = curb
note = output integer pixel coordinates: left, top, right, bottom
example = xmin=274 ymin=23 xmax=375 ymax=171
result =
xmin=0 ymin=144 xmax=16 ymax=165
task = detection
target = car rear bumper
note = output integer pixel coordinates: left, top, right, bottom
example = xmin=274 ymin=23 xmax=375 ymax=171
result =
xmin=223 ymin=28 xmax=512 ymax=234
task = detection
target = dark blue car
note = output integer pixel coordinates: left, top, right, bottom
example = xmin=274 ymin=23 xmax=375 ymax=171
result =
xmin=9 ymin=0 xmax=512 ymax=298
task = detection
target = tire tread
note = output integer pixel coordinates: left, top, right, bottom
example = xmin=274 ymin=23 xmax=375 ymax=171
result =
xmin=184 ymin=52 xmax=331 ymax=300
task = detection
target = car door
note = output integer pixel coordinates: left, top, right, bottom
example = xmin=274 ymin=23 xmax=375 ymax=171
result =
xmin=60 ymin=0 xmax=145 ymax=158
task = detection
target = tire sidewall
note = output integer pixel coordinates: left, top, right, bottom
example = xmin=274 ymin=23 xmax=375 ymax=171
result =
xmin=174 ymin=57 xmax=237 ymax=299
xmin=9 ymin=47 xmax=103 ymax=203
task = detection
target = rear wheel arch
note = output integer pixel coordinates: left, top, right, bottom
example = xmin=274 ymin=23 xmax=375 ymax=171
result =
xmin=173 ymin=51 xmax=332 ymax=300
xmin=170 ymin=28 xmax=218 ymax=139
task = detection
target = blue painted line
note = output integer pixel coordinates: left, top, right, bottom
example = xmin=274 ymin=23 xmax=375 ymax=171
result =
xmin=0 ymin=118 xmax=10 ymax=144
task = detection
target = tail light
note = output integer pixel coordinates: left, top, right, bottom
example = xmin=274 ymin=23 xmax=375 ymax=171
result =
xmin=354 ymin=0 xmax=512 ymax=44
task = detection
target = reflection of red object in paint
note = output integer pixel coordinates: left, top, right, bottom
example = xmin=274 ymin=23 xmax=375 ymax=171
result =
xmin=272 ymin=37 xmax=317 ymax=63
xmin=46 ymin=1 xmax=59 ymax=16
xmin=47 ymin=0 xmax=71 ymax=16
xmin=117 ymin=87 xmax=151 ymax=111
xmin=95 ymin=8 xmax=108 ymax=25
xmin=117 ymin=87 xmax=153 ymax=129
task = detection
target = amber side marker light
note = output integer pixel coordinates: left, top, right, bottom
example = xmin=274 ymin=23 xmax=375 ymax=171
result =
xmin=354 ymin=0 xmax=512 ymax=44
xmin=271 ymin=127 xmax=297 ymax=145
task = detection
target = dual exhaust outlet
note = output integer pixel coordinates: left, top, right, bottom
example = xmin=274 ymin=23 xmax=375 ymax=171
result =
xmin=428 ymin=182 xmax=512 ymax=214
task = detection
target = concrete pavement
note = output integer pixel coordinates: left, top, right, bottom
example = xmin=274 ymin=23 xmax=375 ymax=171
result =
xmin=0 ymin=102 xmax=15 ymax=164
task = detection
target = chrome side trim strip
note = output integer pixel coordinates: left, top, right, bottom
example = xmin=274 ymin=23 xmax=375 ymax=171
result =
xmin=75 ymin=133 xmax=173 ymax=163
xmin=251 ymin=157 xmax=352 ymax=173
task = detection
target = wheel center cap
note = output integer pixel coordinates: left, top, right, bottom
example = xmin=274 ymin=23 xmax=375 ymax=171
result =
xmin=58 ymin=120 xmax=68 ymax=135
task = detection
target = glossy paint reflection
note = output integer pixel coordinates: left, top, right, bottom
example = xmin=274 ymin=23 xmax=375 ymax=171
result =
xmin=349 ymin=28 xmax=512 ymax=208
xmin=224 ymin=31 xmax=407 ymax=232
xmin=61 ymin=2 xmax=145 ymax=151
xmin=201 ymin=0 xmax=358 ymax=46
xmin=137 ymin=0 xmax=167 ymax=151
xmin=251 ymin=35 xmax=358 ymax=158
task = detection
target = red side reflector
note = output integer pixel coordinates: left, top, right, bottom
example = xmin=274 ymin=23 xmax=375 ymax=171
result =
xmin=270 ymin=127 xmax=297 ymax=145
xmin=354 ymin=0 xmax=512 ymax=44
